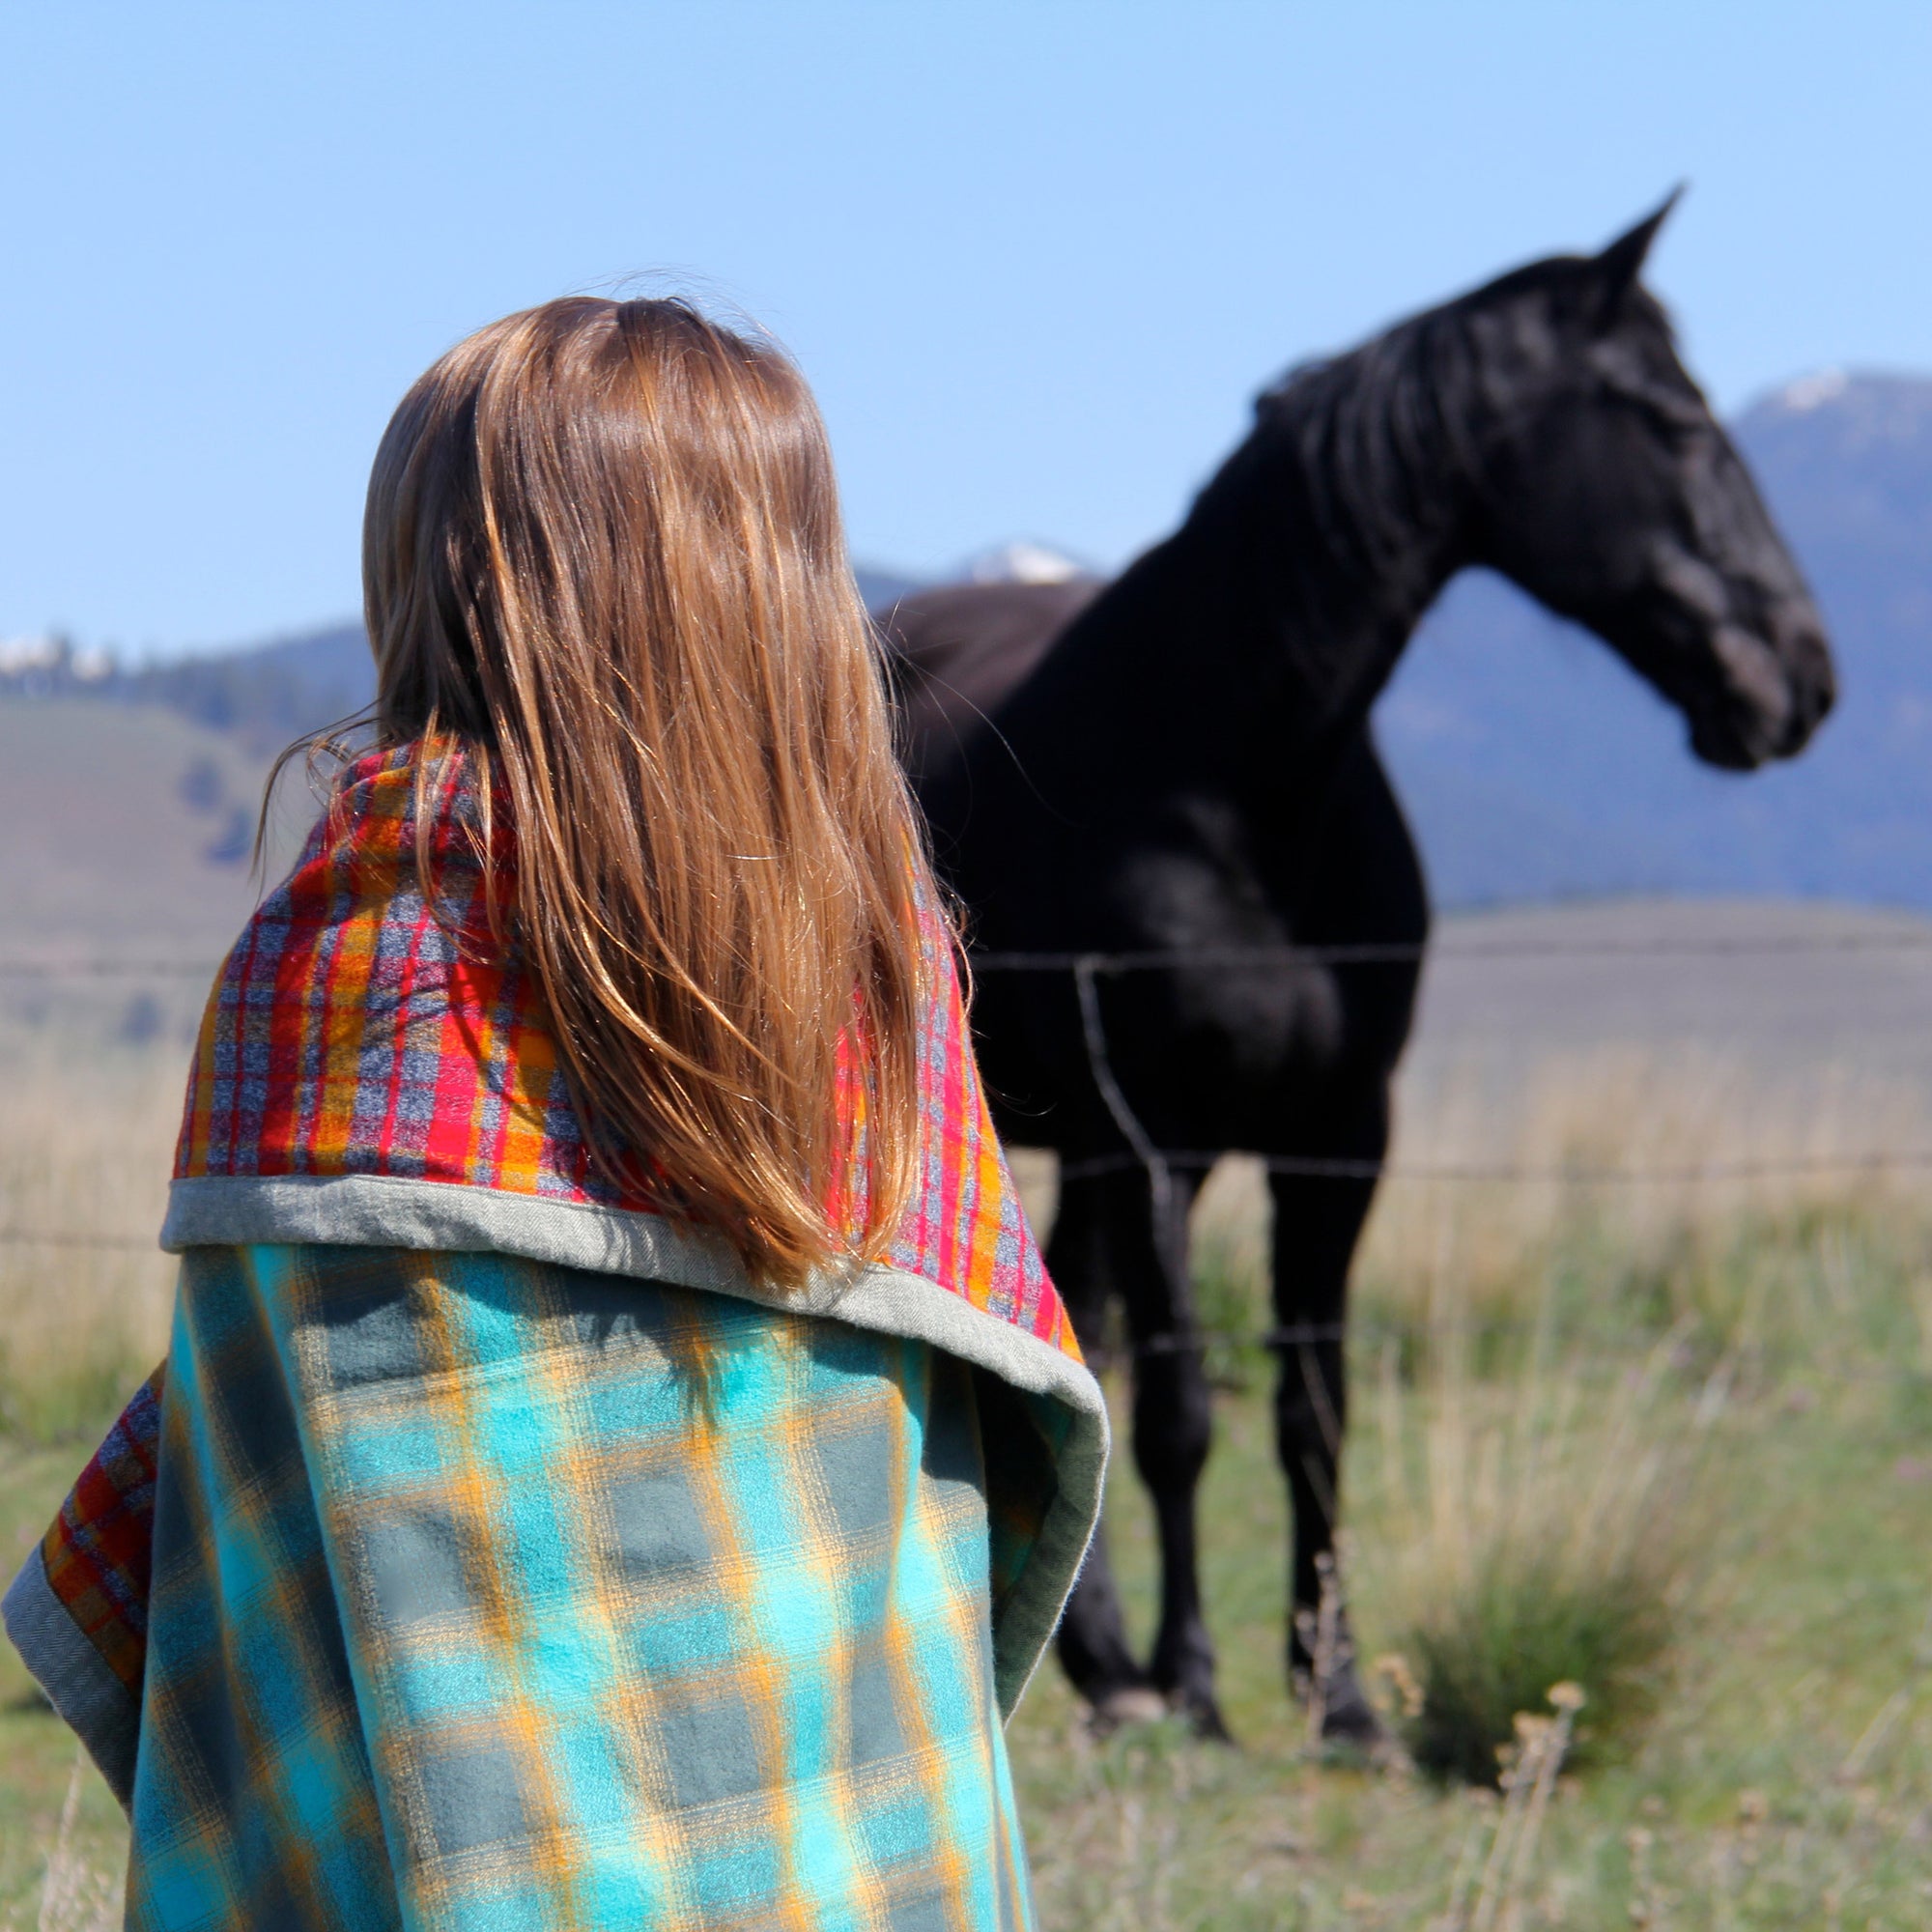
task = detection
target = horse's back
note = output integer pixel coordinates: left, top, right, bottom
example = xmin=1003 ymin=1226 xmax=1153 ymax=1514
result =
xmin=877 ymin=579 xmax=1103 ymax=789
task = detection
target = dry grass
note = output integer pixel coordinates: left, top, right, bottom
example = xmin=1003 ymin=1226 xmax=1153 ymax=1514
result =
xmin=4 ymin=1040 xmax=1932 ymax=1922
xmin=1364 ymin=1043 xmax=1932 ymax=1328
xmin=0 ymin=1047 xmax=179 ymax=1444
xmin=1005 ymin=1046 xmax=1932 ymax=1923
xmin=1369 ymin=1321 xmax=1696 ymax=1785
xmin=1 ymin=1754 xmax=121 ymax=1932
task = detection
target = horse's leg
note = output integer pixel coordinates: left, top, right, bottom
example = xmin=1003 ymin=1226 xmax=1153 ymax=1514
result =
xmin=1046 ymin=1169 xmax=1161 ymax=1725
xmin=1102 ymin=1162 xmax=1225 ymax=1739
xmin=1267 ymin=1098 xmax=1389 ymax=1745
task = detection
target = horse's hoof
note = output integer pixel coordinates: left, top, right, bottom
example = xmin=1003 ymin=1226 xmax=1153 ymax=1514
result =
xmin=1083 ymin=1687 xmax=1170 ymax=1739
xmin=1316 ymin=1674 xmax=1390 ymax=1749
xmin=1165 ymin=1687 xmax=1237 ymax=1746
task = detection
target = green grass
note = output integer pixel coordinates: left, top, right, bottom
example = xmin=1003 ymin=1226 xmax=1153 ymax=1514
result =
xmin=3 ymin=1088 xmax=1932 ymax=1924
xmin=1000 ymin=1181 xmax=1932 ymax=1928
xmin=1402 ymin=1556 xmax=1671 ymax=1788
xmin=0 ymin=1443 xmax=132 ymax=1929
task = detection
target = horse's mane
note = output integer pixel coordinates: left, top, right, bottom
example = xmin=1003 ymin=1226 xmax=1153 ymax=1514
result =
xmin=1240 ymin=265 xmax=1689 ymax=617
xmin=1245 ymin=300 xmax=1489 ymax=601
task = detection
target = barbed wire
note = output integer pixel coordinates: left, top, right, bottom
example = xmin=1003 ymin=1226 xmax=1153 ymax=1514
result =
xmin=974 ymin=931 xmax=1932 ymax=973
xmin=7 ymin=931 xmax=1932 ymax=1276
xmin=1056 ymin=1149 xmax=1932 ymax=1183
xmin=0 ymin=1224 xmax=1920 ymax=1384
xmin=7 ymin=926 xmax=1932 ymax=980
xmin=5 ymin=1146 xmax=1928 ymax=1264
xmin=0 ymin=1228 xmax=156 ymax=1251
xmin=1084 ymin=1321 xmax=1932 ymax=1377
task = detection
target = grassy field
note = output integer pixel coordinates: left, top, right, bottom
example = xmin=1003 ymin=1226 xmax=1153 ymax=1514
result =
xmin=2 ymin=1034 xmax=1930 ymax=1927
xmin=1006 ymin=1172 xmax=1932 ymax=1928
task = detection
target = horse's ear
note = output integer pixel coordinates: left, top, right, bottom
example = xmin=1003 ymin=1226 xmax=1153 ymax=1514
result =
xmin=1587 ymin=186 xmax=1684 ymax=327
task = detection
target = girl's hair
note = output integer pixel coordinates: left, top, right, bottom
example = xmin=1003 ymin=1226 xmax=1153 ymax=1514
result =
xmin=361 ymin=295 xmax=935 ymax=1288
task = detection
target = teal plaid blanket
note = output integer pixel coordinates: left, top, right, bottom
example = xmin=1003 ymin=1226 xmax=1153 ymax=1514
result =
xmin=122 ymin=1245 xmax=1058 ymax=1930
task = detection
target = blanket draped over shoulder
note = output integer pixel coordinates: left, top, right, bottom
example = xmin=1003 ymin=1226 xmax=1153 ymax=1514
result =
xmin=5 ymin=747 xmax=1106 ymax=1931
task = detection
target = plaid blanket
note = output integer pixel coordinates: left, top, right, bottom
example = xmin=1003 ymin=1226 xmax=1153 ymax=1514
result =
xmin=5 ymin=744 xmax=1106 ymax=1928
xmin=170 ymin=743 xmax=1080 ymax=1366
xmin=107 ymin=1243 xmax=1046 ymax=1929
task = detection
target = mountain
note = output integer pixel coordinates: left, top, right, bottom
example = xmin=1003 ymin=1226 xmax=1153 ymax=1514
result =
xmin=6 ymin=388 xmax=1932 ymax=918
xmin=0 ymin=622 xmax=371 ymax=760
xmin=122 ymin=621 xmax=374 ymax=755
xmin=0 ymin=568 xmax=925 ymax=762
xmin=1376 ymin=372 xmax=1932 ymax=906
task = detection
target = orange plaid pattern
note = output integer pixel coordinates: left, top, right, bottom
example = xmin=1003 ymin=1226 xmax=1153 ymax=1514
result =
xmin=175 ymin=745 xmax=1079 ymax=1360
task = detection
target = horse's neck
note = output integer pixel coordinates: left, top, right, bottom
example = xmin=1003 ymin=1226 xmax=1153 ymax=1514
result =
xmin=1010 ymin=409 xmax=1476 ymax=797
xmin=1204 ymin=387 xmax=1483 ymax=722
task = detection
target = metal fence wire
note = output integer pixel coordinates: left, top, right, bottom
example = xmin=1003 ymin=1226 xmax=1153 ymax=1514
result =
xmin=6 ymin=928 xmax=1932 ymax=1272
xmin=9 ymin=928 xmax=1932 ymax=979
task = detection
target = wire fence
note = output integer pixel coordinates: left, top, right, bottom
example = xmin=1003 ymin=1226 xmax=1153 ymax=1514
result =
xmin=0 ymin=1208 xmax=1923 ymax=1385
xmin=975 ymin=930 xmax=1932 ymax=972
xmin=1082 ymin=1323 xmax=1932 ymax=1378
xmin=1054 ymin=1149 xmax=1932 ymax=1183
xmin=9 ymin=927 xmax=1932 ymax=979
xmin=6 ymin=926 xmax=1932 ymax=1273
xmin=5 ymin=1213 xmax=1920 ymax=1383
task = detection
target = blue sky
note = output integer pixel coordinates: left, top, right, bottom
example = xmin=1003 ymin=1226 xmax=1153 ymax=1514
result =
xmin=4 ymin=2 xmax=1929 ymax=655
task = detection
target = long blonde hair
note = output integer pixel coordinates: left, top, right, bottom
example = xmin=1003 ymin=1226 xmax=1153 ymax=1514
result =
xmin=360 ymin=296 xmax=934 ymax=1287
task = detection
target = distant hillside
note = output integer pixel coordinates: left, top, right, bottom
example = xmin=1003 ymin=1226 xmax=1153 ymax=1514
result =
xmin=1377 ymin=372 xmax=1932 ymax=906
xmin=6 ymin=394 xmax=1932 ymax=915
xmin=0 ymin=568 xmax=923 ymax=759
xmin=0 ymin=701 xmax=288 ymax=1048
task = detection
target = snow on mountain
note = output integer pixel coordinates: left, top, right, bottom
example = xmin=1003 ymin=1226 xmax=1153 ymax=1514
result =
xmin=10 ymin=376 xmax=1932 ymax=913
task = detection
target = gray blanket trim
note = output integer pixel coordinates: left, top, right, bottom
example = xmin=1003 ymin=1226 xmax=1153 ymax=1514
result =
xmin=3 ymin=1545 xmax=141 ymax=1812
xmin=161 ymin=1172 xmax=1107 ymax=1715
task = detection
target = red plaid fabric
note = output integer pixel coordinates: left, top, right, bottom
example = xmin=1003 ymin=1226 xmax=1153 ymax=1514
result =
xmin=40 ymin=1365 xmax=166 ymax=1691
xmin=176 ymin=743 xmax=1079 ymax=1359
xmin=10 ymin=743 xmax=1104 ymax=1849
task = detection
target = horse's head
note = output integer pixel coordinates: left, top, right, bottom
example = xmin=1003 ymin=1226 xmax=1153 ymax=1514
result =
xmin=1463 ymin=196 xmax=1833 ymax=769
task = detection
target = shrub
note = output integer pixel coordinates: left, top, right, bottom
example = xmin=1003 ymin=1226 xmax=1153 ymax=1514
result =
xmin=1377 ymin=1331 xmax=1697 ymax=1786
xmin=1405 ymin=1550 xmax=1672 ymax=1785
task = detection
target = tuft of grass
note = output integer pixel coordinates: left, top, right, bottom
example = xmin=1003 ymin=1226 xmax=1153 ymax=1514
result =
xmin=1373 ymin=1292 xmax=1699 ymax=1786
xmin=1391 ymin=1368 xmax=1692 ymax=1785
xmin=1404 ymin=1559 xmax=1670 ymax=1788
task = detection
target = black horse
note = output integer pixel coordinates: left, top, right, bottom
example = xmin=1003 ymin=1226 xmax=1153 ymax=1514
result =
xmin=881 ymin=199 xmax=1833 ymax=1742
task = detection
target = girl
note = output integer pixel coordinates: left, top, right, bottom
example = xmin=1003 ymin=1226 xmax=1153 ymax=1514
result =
xmin=6 ymin=298 xmax=1105 ymax=1931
